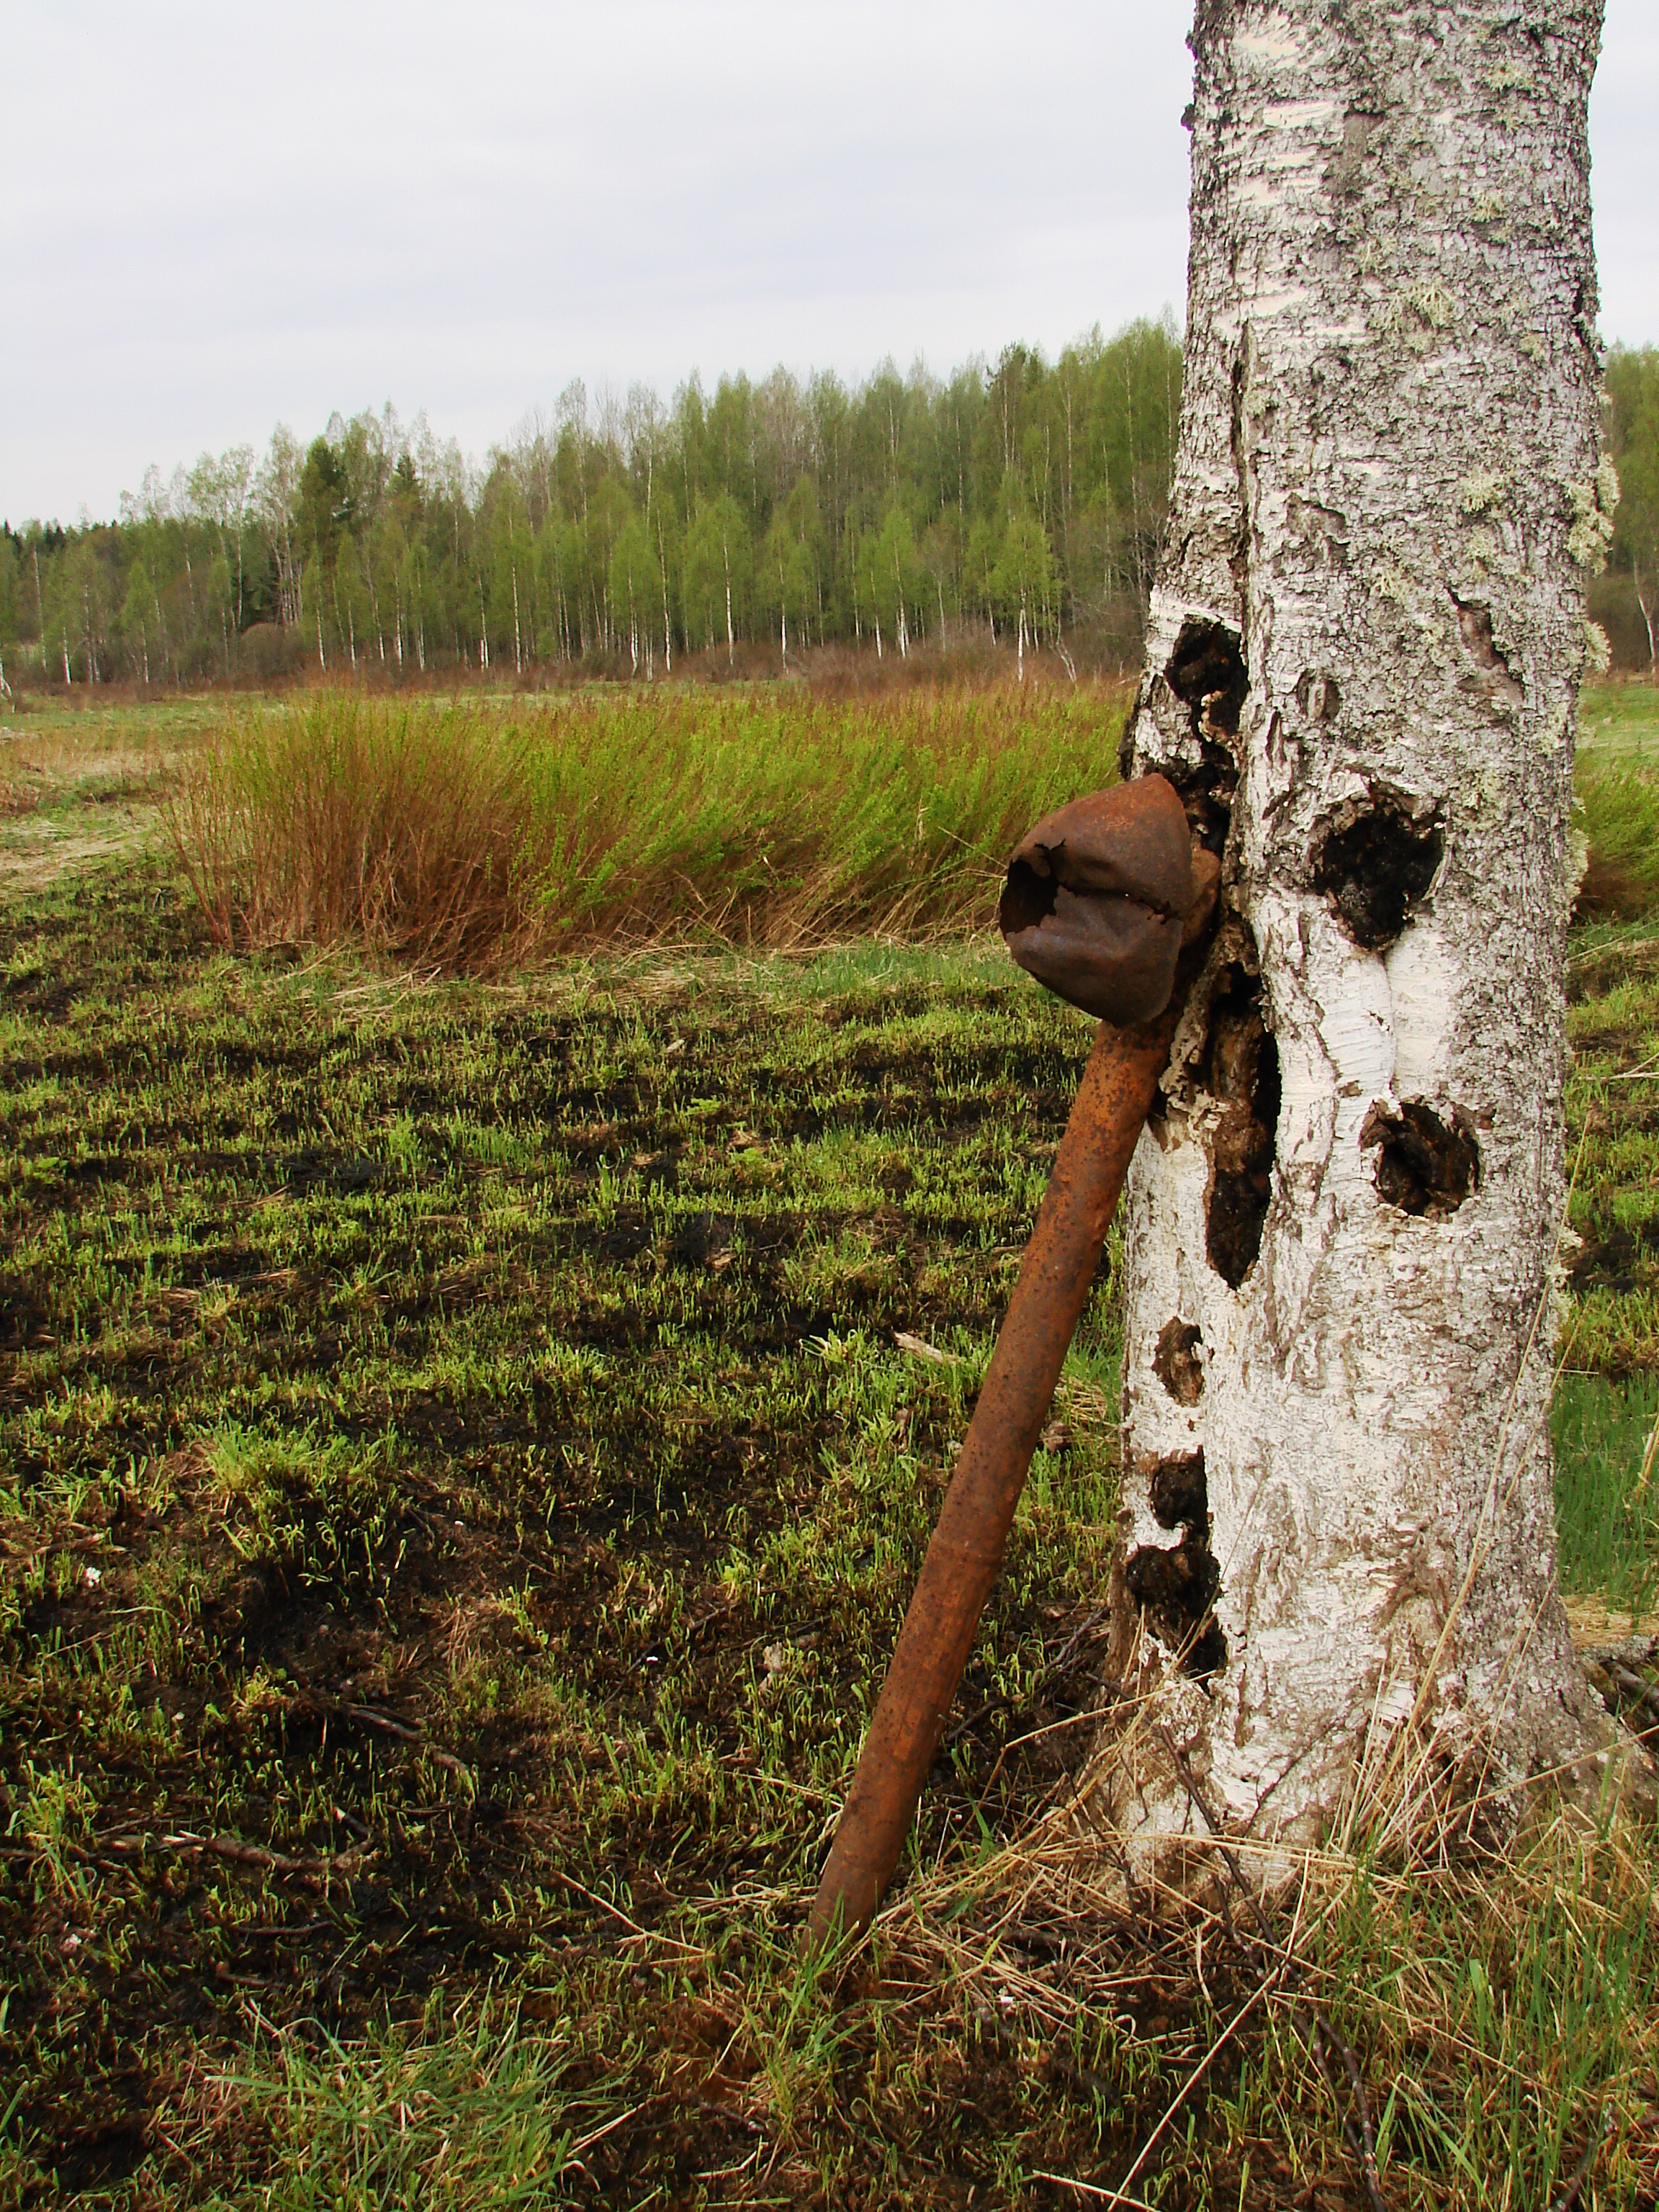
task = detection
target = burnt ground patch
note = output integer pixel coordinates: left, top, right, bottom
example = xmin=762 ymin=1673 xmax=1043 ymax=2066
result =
xmin=0 ymin=870 xmax=1146 ymax=2203
xmin=3 ymin=866 xmax=1654 ymax=2207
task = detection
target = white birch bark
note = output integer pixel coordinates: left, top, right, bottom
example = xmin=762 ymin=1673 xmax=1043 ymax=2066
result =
xmin=1105 ymin=0 xmax=1630 ymax=1856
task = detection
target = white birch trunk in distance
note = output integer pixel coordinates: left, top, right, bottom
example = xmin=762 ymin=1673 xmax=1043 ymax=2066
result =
xmin=1104 ymin=0 xmax=1627 ymax=1858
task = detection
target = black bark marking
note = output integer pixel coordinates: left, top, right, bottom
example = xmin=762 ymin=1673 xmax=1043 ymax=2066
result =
xmin=1149 ymin=1447 xmax=1208 ymax=1528
xmin=1166 ymin=764 xmax=1238 ymax=858
xmin=1202 ymin=963 xmax=1281 ymax=1288
xmin=1166 ymin=617 xmax=1248 ymax=737
xmin=1128 ymin=1445 xmax=1225 ymax=1678
xmin=1311 ymin=793 xmax=1443 ymax=950
xmin=1154 ymin=1318 xmax=1205 ymax=1405
xmin=1125 ymin=1534 xmax=1226 ymax=1678
xmin=1449 ymin=589 xmax=1524 ymax=706
xmin=1294 ymin=668 xmax=1342 ymax=723
xmin=1362 ymin=1100 xmax=1480 ymax=1218
xmin=1159 ymin=618 xmax=1246 ymax=855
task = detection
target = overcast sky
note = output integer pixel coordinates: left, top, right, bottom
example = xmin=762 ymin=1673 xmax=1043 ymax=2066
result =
xmin=4 ymin=0 xmax=1655 ymax=526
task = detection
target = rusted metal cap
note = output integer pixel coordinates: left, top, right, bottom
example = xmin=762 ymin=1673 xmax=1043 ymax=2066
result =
xmin=999 ymin=775 xmax=1196 ymax=1025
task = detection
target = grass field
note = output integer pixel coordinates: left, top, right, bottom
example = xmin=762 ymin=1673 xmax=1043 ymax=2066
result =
xmin=1 ymin=680 xmax=1658 ymax=2207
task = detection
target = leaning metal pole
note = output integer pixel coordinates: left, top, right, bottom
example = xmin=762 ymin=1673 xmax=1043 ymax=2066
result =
xmin=807 ymin=1010 xmax=1177 ymax=1941
xmin=809 ymin=773 xmax=1213 ymax=1943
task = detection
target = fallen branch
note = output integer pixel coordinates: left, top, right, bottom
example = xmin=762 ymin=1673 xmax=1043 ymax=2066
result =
xmin=894 ymin=1330 xmax=964 ymax=1368
xmin=295 ymin=1689 xmax=474 ymax=1784
xmin=102 ymin=1830 xmax=361 ymax=1883
xmin=541 ymin=1863 xmax=704 ymax=1955
xmin=340 ymin=1701 xmax=474 ymax=1781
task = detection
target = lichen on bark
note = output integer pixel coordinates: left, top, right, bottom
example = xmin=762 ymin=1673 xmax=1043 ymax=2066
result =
xmin=1102 ymin=0 xmax=1635 ymax=1857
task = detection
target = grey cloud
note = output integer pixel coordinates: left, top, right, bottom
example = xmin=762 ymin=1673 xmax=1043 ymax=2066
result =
xmin=2 ymin=0 xmax=1653 ymax=521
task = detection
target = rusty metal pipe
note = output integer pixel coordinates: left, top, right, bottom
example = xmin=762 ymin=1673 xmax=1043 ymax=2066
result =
xmin=808 ymin=1000 xmax=1177 ymax=1943
xmin=808 ymin=774 xmax=1213 ymax=1945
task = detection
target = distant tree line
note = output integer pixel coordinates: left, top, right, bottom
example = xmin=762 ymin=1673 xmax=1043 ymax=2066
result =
xmin=0 ymin=322 xmax=1187 ymax=691
xmin=6 ymin=331 xmax=1651 ymax=696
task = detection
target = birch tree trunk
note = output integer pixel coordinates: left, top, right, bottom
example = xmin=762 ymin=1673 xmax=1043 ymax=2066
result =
xmin=1105 ymin=0 xmax=1629 ymax=1858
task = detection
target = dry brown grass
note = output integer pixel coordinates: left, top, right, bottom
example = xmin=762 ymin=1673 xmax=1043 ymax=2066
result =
xmin=163 ymin=683 xmax=1133 ymax=974
xmin=842 ymin=1686 xmax=1659 ymax=2210
xmin=164 ymin=697 xmax=557 ymax=975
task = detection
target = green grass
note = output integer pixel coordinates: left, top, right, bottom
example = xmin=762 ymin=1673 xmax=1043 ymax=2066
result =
xmin=1578 ymin=678 xmax=1659 ymax=756
xmin=163 ymin=683 xmax=1136 ymax=972
xmin=1575 ymin=683 xmax=1659 ymax=916
xmin=1 ymin=687 xmax=1658 ymax=2206
xmin=1552 ymin=1370 xmax=1659 ymax=1614
xmin=1562 ymin=914 xmax=1659 ymax=1380
xmin=0 ymin=866 xmax=1136 ymax=2201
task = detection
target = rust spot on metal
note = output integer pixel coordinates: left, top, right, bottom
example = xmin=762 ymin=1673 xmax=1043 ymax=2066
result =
xmin=998 ymin=775 xmax=1194 ymax=1025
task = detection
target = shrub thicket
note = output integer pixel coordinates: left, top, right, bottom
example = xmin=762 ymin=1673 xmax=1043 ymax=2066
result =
xmin=166 ymin=683 xmax=1132 ymax=971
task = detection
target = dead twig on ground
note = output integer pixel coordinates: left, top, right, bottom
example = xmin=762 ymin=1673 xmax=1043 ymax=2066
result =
xmin=293 ymin=1688 xmax=475 ymax=1784
xmin=1547 ymin=2111 xmax=1606 ymax=2212
xmin=1305 ymin=2011 xmax=1388 ymax=2212
xmin=102 ymin=1830 xmax=361 ymax=1883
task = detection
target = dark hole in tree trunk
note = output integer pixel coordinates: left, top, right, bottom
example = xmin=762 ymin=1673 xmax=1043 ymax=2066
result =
xmin=1311 ymin=793 xmax=1443 ymax=950
xmin=1202 ymin=964 xmax=1280 ymax=1288
xmin=1128 ymin=1449 xmax=1226 ymax=1677
xmin=1166 ymin=617 xmax=1249 ymax=735
xmin=1145 ymin=618 xmax=1246 ymax=855
xmin=1362 ymin=1100 xmax=1480 ymax=1216
xmin=1154 ymin=1318 xmax=1205 ymax=1405
xmin=1150 ymin=1446 xmax=1208 ymax=1526
xmin=1125 ymin=1538 xmax=1226 ymax=1677
xmin=1159 ymin=744 xmax=1238 ymax=858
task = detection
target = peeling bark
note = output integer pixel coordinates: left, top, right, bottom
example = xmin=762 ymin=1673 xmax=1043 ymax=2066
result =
xmin=1105 ymin=0 xmax=1629 ymax=1854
